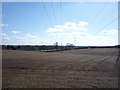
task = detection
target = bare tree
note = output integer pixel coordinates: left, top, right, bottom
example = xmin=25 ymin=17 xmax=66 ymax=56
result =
xmin=54 ymin=42 xmax=58 ymax=50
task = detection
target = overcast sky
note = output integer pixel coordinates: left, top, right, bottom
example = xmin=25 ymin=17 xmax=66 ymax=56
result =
xmin=1 ymin=2 xmax=118 ymax=46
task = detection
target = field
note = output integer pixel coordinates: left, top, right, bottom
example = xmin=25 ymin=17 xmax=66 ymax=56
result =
xmin=2 ymin=48 xmax=119 ymax=88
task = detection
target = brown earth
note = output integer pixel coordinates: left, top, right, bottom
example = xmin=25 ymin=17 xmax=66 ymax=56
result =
xmin=2 ymin=48 xmax=119 ymax=88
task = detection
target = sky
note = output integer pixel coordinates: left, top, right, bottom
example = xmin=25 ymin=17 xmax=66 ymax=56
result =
xmin=1 ymin=2 xmax=118 ymax=46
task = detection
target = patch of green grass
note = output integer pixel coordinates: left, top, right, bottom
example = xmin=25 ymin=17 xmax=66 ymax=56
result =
xmin=33 ymin=49 xmax=62 ymax=52
xmin=32 ymin=47 xmax=76 ymax=52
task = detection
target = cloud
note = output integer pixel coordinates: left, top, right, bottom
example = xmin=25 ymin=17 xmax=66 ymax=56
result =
xmin=47 ymin=21 xmax=90 ymax=44
xmin=0 ymin=33 xmax=6 ymax=36
xmin=76 ymin=35 xmax=118 ymax=46
xmin=0 ymin=33 xmax=10 ymax=40
xmin=78 ymin=22 xmax=88 ymax=26
xmin=13 ymin=34 xmax=37 ymax=39
xmin=48 ymin=32 xmax=90 ymax=38
xmin=2 ymin=20 xmax=117 ymax=46
xmin=102 ymin=29 xmax=118 ymax=34
xmin=1 ymin=37 xmax=10 ymax=40
xmin=71 ymin=32 xmax=90 ymax=36
xmin=47 ymin=21 xmax=88 ymax=32
xmin=0 ymin=24 xmax=8 ymax=27
xmin=48 ymin=33 xmax=67 ymax=37
xmin=10 ymin=34 xmax=40 ymax=45
xmin=12 ymin=30 xmax=21 ymax=34
xmin=47 ymin=26 xmax=117 ymax=46
xmin=12 ymin=36 xmax=24 ymax=39
xmin=47 ymin=28 xmax=64 ymax=32
xmin=65 ymin=22 xmax=76 ymax=27
xmin=47 ymin=21 xmax=89 ymax=41
xmin=25 ymin=34 xmax=37 ymax=38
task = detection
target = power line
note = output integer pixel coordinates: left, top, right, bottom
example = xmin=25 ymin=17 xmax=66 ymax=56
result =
xmin=99 ymin=17 xmax=117 ymax=30
xmin=93 ymin=17 xmax=118 ymax=33
xmin=93 ymin=1 xmax=118 ymax=23
xmin=89 ymin=2 xmax=108 ymax=24
xmin=90 ymin=2 xmax=117 ymax=29
xmin=41 ymin=0 xmax=53 ymax=26
xmin=93 ymin=5 xmax=117 ymax=30
xmin=51 ymin=0 xmax=57 ymax=25
xmin=101 ymin=3 xmax=117 ymax=20
xmin=90 ymin=2 xmax=117 ymax=32
xmin=93 ymin=17 xmax=117 ymax=34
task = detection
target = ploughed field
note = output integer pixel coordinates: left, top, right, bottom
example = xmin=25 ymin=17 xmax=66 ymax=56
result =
xmin=2 ymin=48 xmax=118 ymax=88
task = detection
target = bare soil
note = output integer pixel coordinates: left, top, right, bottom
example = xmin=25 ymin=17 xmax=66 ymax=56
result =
xmin=2 ymin=48 xmax=119 ymax=88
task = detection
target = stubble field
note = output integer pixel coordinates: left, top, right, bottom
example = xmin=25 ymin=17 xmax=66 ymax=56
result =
xmin=2 ymin=48 xmax=119 ymax=88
